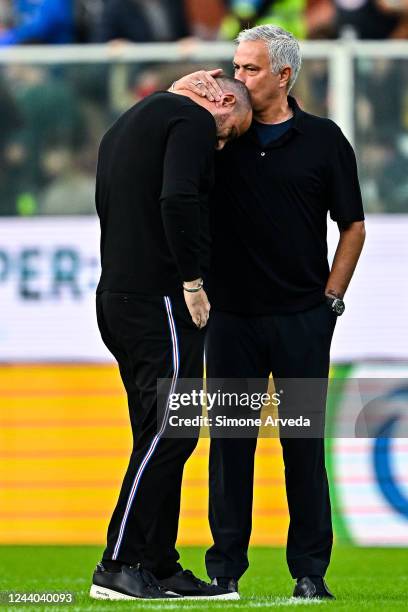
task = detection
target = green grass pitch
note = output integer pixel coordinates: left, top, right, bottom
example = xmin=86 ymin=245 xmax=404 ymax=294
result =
xmin=0 ymin=546 xmax=407 ymax=611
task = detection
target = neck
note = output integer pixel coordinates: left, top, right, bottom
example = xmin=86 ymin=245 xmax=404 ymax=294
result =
xmin=254 ymin=95 xmax=292 ymax=125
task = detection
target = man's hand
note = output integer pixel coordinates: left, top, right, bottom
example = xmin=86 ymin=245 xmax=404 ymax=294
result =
xmin=173 ymin=69 xmax=224 ymax=102
xmin=183 ymin=281 xmax=211 ymax=329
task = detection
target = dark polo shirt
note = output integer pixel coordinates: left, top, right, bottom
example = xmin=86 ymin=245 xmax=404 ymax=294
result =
xmin=209 ymin=95 xmax=365 ymax=315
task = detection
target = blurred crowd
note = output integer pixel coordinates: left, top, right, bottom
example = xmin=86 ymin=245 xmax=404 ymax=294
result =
xmin=1 ymin=0 xmax=408 ymax=45
xmin=0 ymin=1 xmax=407 ymax=217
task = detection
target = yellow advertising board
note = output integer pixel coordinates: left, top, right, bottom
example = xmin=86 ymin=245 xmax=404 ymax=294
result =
xmin=0 ymin=365 xmax=288 ymax=546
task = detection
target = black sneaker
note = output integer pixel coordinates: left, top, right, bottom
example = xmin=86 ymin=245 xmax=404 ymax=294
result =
xmin=212 ymin=577 xmax=239 ymax=594
xmin=160 ymin=569 xmax=240 ymax=600
xmin=293 ymin=576 xmax=335 ymax=599
xmin=90 ymin=562 xmax=181 ymax=600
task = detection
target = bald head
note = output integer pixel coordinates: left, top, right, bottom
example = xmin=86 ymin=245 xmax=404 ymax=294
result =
xmin=173 ymin=72 xmax=252 ymax=149
xmin=210 ymin=75 xmax=252 ymax=149
xmin=213 ymin=75 xmax=252 ymax=115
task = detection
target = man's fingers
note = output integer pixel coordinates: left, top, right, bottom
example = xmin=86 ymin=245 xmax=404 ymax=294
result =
xmin=184 ymin=289 xmax=210 ymax=328
xmin=189 ymin=70 xmax=223 ymax=101
xmin=190 ymin=80 xmax=216 ymax=101
xmin=193 ymin=316 xmax=206 ymax=329
xmin=201 ymin=73 xmax=224 ymax=101
xmin=179 ymin=69 xmax=223 ymax=101
xmin=196 ymin=316 xmax=208 ymax=328
xmin=189 ymin=81 xmax=212 ymax=100
xmin=198 ymin=316 xmax=209 ymax=329
xmin=193 ymin=308 xmax=209 ymax=328
xmin=188 ymin=72 xmax=212 ymax=99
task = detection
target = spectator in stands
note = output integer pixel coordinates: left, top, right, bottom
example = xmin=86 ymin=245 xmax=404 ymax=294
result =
xmin=0 ymin=73 xmax=22 ymax=156
xmin=0 ymin=64 xmax=86 ymax=215
xmin=333 ymin=0 xmax=408 ymax=39
xmin=355 ymin=57 xmax=408 ymax=212
xmin=0 ymin=0 xmax=74 ymax=45
xmin=356 ymin=58 xmax=403 ymax=140
xmin=376 ymin=138 xmax=408 ymax=212
xmin=292 ymin=59 xmax=329 ymax=116
xmin=74 ymin=0 xmax=104 ymax=43
xmin=220 ymin=0 xmax=336 ymax=40
xmin=39 ymin=145 xmax=95 ymax=215
xmin=220 ymin=0 xmax=307 ymax=39
xmin=0 ymin=73 xmax=25 ymax=215
xmin=358 ymin=135 xmax=408 ymax=212
xmin=95 ymin=0 xmax=191 ymax=43
xmin=0 ymin=0 xmax=12 ymax=31
xmin=376 ymin=0 xmax=408 ymax=38
xmin=185 ymin=0 xmax=226 ymax=40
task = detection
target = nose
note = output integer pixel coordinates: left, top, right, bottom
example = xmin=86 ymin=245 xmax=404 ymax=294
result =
xmin=235 ymin=69 xmax=246 ymax=84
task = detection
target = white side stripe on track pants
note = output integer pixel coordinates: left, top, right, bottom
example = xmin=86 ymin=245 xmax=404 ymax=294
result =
xmin=112 ymin=296 xmax=179 ymax=559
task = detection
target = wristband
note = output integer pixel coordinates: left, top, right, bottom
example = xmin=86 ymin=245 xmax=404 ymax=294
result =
xmin=183 ymin=279 xmax=203 ymax=293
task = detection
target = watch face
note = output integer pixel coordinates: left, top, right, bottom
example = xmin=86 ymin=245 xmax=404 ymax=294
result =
xmin=334 ymin=299 xmax=345 ymax=315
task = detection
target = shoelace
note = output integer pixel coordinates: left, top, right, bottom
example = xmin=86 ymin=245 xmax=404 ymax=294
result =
xmin=182 ymin=569 xmax=210 ymax=589
xmin=128 ymin=564 xmax=164 ymax=591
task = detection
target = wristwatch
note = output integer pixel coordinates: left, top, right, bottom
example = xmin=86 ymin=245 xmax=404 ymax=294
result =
xmin=326 ymin=295 xmax=345 ymax=316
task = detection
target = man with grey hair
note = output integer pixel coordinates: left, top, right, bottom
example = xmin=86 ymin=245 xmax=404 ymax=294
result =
xmin=174 ymin=24 xmax=365 ymax=600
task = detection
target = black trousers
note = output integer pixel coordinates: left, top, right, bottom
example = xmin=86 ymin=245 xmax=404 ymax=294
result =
xmin=96 ymin=291 xmax=205 ymax=578
xmin=205 ymin=302 xmax=336 ymax=581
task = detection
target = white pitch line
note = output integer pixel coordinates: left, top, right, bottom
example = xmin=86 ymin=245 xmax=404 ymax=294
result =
xmin=75 ymin=597 xmax=326 ymax=610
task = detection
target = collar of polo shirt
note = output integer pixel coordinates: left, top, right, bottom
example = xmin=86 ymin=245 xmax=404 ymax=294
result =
xmin=245 ymin=95 xmax=305 ymax=150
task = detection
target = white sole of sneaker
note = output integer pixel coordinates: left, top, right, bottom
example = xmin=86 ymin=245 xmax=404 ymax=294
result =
xmin=180 ymin=592 xmax=240 ymax=601
xmin=89 ymin=584 xmax=179 ymax=601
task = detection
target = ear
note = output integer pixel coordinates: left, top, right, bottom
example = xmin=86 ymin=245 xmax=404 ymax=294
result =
xmin=279 ymin=66 xmax=292 ymax=90
xmin=215 ymin=93 xmax=236 ymax=109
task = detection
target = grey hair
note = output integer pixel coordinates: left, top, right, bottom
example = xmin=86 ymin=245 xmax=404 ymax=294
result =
xmin=214 ymin=75 xmax=252 ymax=113
xmin=236 ymin=25 xmax=302 ymax=92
